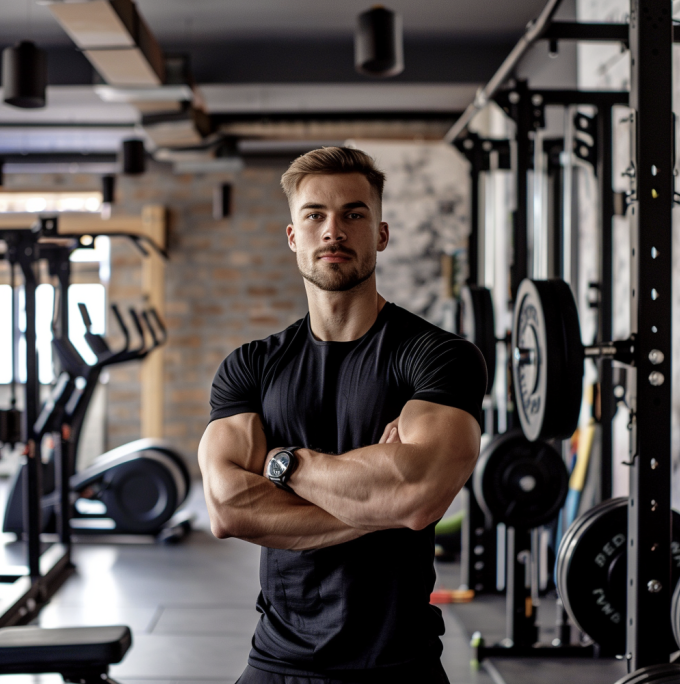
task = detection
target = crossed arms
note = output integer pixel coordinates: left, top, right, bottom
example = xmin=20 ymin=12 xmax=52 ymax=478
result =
xmin=198 ymin=399 xmax=481 ymax=551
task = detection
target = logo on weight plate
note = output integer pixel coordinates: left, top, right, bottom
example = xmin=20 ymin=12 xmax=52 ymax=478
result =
xmin=592 ymin=588 xmax=621 ymax=623
xmin=594 ymin=533 xmax=626 ymax=567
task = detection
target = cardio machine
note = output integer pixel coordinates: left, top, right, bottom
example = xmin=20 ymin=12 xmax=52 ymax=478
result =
xmin=3 ymin=239 xmax=192 ymax=543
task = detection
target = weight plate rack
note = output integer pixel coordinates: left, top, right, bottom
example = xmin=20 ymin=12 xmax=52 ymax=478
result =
xmin=448 ymin=0 xmax=676 ymax=672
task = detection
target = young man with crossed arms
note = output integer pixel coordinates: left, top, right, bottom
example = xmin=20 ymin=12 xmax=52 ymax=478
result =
xmin=199 ymin=147 xmax=486 ymax=684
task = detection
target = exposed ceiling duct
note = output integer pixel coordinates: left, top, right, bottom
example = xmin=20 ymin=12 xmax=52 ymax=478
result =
xmin=45 ymin=0 xmax=165 ymax=86
xmin=45 ymin=0 xmax=210 ymax=155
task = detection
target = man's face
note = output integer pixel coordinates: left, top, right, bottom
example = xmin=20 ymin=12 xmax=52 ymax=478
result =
xmin=287 ymin=173 xmax=389 ymax=293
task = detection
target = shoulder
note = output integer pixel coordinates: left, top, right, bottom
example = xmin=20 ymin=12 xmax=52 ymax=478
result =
xmin=387 ymin=304 xmax=476 ymax=352
xmin=218 ymin=316 xmax=307 ymax=376
xmin=386 ymin=304 xmax=486 ymax=376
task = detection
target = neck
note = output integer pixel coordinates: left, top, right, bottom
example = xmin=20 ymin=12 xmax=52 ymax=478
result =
xmin=305 ymin=274 xmax=386 ymax=342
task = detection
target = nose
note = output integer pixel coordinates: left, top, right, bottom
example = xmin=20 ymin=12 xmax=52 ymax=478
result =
xmin=322 ymin=214 xmax=346 ymax=243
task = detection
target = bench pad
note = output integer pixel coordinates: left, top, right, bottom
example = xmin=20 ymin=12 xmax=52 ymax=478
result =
xmin=0 ymin=625 xmax=132 ymax=672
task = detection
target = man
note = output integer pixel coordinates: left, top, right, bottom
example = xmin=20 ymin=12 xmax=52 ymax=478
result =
xmin=199 ymin=147 xmax=486 ymax=684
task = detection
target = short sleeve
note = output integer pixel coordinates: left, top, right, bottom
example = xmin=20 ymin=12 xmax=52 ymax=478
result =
xmin=403 ymin=333 xmax=487 ymax=427
xmin=209 ymin=345 xmax=262 ymax=423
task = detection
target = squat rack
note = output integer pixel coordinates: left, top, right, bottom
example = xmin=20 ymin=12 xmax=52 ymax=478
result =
xmin=448 ymin=0 xmax=675 ymax=671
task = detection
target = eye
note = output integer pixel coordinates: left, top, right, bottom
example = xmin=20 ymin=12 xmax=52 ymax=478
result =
xmin=347 ymin=212 xmax=364 ymax=220
xmin=307 ymin=213 xmax=323 ymax=220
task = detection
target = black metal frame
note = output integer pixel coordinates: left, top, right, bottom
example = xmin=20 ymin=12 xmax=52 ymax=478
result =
xmin=626 ymin=0 xmax=673 ymax=669
xmin=0 ymin=226 xmax=74 ymax=627
xmin=452 ymin=133 xmax=511 ymax=595
xmin=447 ymin=0 xmax=677 ymax=673
xmin=597 ymin=105 xmax=615 ymax=502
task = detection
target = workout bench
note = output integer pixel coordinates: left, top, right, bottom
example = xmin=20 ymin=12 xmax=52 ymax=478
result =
xmin=0 ymin=625 xmax=132 ymax=682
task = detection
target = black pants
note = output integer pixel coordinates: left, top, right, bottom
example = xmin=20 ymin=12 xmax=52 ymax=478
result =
xmin=235 ymin=662 xmax=450 ymax=684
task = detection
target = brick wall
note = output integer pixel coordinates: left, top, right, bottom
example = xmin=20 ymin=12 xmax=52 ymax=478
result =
xmin=0 ymin=165 xmax=307 ymax=476
xmin=110 ymin=164 xmax=308 ymax=473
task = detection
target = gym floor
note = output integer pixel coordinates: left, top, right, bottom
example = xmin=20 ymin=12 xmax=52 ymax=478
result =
xmin=0 ymin=482 xmax=628 ymax=684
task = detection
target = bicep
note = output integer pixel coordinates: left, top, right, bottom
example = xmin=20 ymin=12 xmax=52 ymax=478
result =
xmin=198 ymin=413 xmax=268 ymax=478
xmin=399 ymin=400 xmax=481 ymax=467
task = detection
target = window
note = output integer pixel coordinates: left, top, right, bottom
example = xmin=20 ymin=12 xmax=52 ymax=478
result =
xmin=0 ymin=283 xmax=106 ymax=385
xmin=0 ymin=192 xmax=102 ymax=214
xmin=0 ymin=286 xmax=12 ymax=384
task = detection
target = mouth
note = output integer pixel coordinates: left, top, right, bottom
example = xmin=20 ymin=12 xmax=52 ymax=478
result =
xmin=317 ymin=251 xmax=353 ymax=263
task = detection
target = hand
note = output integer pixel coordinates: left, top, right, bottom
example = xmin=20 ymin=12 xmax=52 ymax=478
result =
xmin=262 ymin=446 xmax=286 ymax=477
xmin=379 ymin=415 xmax=402 ymax=444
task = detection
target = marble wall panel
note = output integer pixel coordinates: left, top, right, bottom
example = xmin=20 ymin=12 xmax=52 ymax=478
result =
xmin=349 ymin=141 xmax=471 ymax=325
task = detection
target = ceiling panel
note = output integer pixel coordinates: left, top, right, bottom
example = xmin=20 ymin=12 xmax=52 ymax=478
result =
xmin=0 ymin=0 xmax=550 ymax=45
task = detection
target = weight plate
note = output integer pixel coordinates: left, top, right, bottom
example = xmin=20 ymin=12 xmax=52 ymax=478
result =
xmin=511 ymin=278 xmax=584 ymax=441
xmin=457 ymin=285 xmax=496 ymax=395
xmin=613 ymin=664 xmax=680 ymax=684
xmin=473 ymin=430 xmax=569 ymax=528
xmin=551 ymin=279 xmax=585 ymax=436
xmin=556 ymin=497 xmax=623 ymax=633
xmin=672 ymin=578 xmax=680 ymax=649
xmin=557 ymin=498 xmax=680 ymax=655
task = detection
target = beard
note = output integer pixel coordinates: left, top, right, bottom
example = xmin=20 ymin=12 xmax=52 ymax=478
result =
xmin=297 ymin=246 xmax=376 ymax=292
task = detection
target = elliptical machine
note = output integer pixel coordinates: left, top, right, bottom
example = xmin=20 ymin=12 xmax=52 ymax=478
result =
xmin=3 ymin=234 xmax=192 ymax=543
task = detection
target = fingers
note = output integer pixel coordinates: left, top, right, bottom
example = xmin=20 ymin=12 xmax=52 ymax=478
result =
xmin=385 ymin=426 xmax=401 ymax=444
xmin=379 ymin=422 xmax=393 ymax=444
xmin=379 ymin=416 xmax=401 ymax=444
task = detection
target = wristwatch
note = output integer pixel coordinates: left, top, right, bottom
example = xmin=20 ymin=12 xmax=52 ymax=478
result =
xmin=266 ymin=447 xmax=301 ymax=493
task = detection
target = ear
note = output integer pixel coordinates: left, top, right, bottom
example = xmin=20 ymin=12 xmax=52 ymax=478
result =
xmin=286 ymin=224 xmax=297 ymax=252
xmin=377 ymin=221 xmax=389 ymax=252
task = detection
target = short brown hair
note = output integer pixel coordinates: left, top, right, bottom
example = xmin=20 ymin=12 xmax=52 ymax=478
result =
xmin=281 ymin=146 xmax=386 ymax=204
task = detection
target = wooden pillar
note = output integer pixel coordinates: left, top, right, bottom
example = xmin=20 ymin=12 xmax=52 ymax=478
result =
xmin=140 ymin=205 xmax=166 ymax=439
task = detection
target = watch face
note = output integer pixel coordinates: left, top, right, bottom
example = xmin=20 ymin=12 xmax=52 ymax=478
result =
xmin=269 ymin=452 xmax=290 ymax=478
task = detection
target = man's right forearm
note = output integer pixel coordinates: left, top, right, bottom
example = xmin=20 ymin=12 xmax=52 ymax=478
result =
xmin=203 ymin=463 xmax=367 ymax=550
xmin=198 ymin=414 xmax=366 ymax=550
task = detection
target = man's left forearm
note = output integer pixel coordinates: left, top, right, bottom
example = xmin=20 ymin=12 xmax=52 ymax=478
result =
xmin=288 ymin=443 xmax=446 ymax=531
xmin=287 ymin=402 xmax=480 ymax=531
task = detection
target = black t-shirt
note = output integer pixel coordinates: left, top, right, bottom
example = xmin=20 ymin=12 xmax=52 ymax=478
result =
xmin=209 ymin=302 xmax=486 ymax=678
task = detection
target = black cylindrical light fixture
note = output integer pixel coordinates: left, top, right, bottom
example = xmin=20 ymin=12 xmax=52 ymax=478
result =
xmin=121 ymin=139 xmax=146 ymax=175
xmin=102 ymin=175 xmax=116 ymax=204
xmin=101 ymin=174 xmax=116 ymax=220
xmin=213 ymin=183 xmax=232 ymax=220
xmin=355 ymin=6 xmax=404 ymax=77
xmin=2 ymin=41 xmax=47 ymax=108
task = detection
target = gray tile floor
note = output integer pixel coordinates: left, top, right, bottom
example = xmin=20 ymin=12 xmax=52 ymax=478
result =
xmin=0 ymin=483 xmax=628 ymax=684
xmin=0 ymin=483 xmax=494 ymax=684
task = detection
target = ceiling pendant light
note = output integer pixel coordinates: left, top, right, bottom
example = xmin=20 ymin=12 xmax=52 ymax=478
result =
xmin=101 ymin=175 xmax=116 ymax=220
xmin=121 ymin=139 xmax=146 ymax=175
xmin=355 ymin=5 xmax=404 ymax=77
xmin=2 ymin=41 xmax=47 ymax=108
